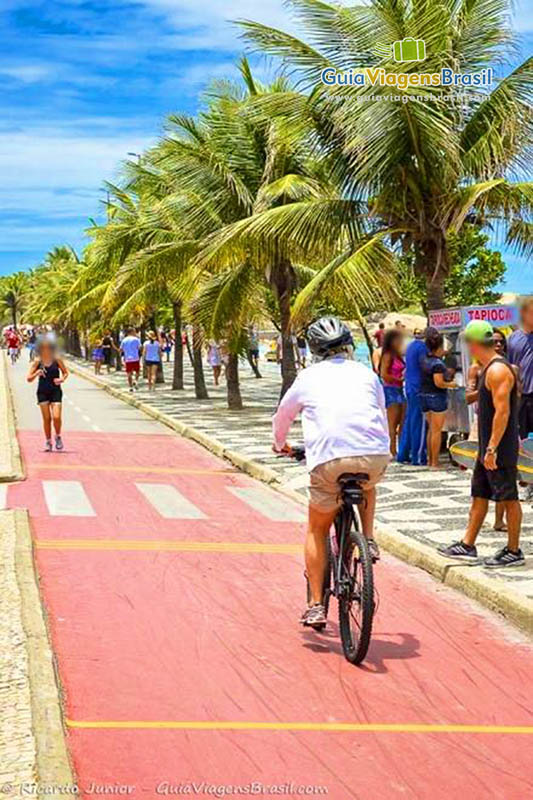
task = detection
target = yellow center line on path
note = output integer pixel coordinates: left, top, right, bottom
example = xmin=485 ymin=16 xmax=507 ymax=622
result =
xmin=31 ymin=464 xmax=238 ymax=475
xmin=65 ymin=720 xmax=533 ymax=734
xmin=34 ymin=539 xmax=301 ymax=554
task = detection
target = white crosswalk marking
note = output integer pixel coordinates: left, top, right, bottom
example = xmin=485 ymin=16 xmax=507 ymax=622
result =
xmin=43 ymin=481 xmax=96 ymax=517
xmin=0 ymin=484 xmax=7 ymax=510
xmin=227 ymin=487 xmax=306 ymax=522
xmin=135 ymin=483 xmax=206 ymax=519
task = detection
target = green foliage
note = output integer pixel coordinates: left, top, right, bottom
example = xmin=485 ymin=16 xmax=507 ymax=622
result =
xmin=398 ymin=226 xmax=506 ymax=310
xmin=445 ymin=228 xmax=506 ymax=307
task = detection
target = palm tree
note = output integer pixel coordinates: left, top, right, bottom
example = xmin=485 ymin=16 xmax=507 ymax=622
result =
xmin=172 ymin=61 xmax=396 ymax=395
xmin=86 ymin=181 xmax=203 ymax=393
xmin=0 ymin=271 xmax=29 ymax=327
xmin=25 ymin=248 xmax=86 ymax=352
xmin=236 ymin=0 xmax=533 ymax=309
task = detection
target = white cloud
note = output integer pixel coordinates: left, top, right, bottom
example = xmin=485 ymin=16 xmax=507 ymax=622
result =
xmin=0 ymin=130 xmax=154 ymax=190
xmin=137 ymin=0 xmax=301 ymax=50
xmin=0 ymin=129 xmax=156 ymax=251
xmin=0 ymin=64 xmax=54 ymax=83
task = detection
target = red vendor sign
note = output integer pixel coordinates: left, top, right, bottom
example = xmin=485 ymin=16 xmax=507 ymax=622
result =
xmin=462 ymin=305 xmax=519 ymax=327
xmin=428 ymin=308 xmax=462 ymax=329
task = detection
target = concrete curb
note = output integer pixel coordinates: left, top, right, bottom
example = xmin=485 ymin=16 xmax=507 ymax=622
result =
xmin=0 ymin=352 xmax=24 ymax=481
xmin=14 ymin=509 xmax=75 ymax=785
xmin=68 ymin=361 xmax=533 ymax=637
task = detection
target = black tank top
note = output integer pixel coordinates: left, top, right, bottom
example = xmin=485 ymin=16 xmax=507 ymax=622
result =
xmin=478 ymin=357 xmax=519 ymax=467
xmin=38 ymin=360 xmax=60 ymax=393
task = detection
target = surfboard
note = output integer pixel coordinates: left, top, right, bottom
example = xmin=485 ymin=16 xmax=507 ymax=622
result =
xmin=449 ymin=438 xmax=533 ymax=484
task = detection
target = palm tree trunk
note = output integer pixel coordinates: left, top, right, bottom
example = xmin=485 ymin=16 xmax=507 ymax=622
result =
xmin=192 ymin=327 xmax=209 ymax=400
xmin=246 ymin=349 xmax=262 ymax=378
xmin=426 ymin=276 xmax=445 ymax=311
xmin=156 ymin=360 xmax=165 ymax=384
xmin=417 ymin=239 xmax=447 ymax=311
xmin=172 ymin=301 xmax=184 ymax=390
xmin=185 ymin=330 xmax=194 ymax=368
xmin=276 ymin=278 xmax=297 ymax=399
xmin=71 ymin=328 xmax=82 ymax=358
xmin=114 ymin=328 xmax=122 ymax=370
xmin=226 ymin=353 xmax=243 ymax=410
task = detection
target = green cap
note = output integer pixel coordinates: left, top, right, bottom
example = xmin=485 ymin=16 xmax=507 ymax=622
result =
xmin=464 ymin=320 xmax=494 ymax=343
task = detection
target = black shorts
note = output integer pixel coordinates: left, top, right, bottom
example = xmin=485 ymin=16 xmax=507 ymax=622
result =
xmin=144 ymin=360 xmax=160 ymax=367
xmin=37 ymin=387 xmax=62 ymax=405
xmin=519 ymin=394 xmax=533 ymax=440
xmin=103 ymin=348 xmax=112 ymax=365
xmin=471 ymin=460 xmax=518 ymax=502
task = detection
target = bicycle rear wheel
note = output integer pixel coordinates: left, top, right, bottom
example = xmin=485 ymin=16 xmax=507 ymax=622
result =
xmin=337 ymin=509 xmax=374 ymax=665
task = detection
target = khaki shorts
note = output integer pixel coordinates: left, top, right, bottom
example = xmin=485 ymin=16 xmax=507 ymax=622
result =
xmin=309 ymin=455 xmax=390 ymax=513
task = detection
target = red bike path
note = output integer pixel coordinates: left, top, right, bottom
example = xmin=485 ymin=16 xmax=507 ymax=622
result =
xmin=8 ymin=400 xmax=533 ymax=798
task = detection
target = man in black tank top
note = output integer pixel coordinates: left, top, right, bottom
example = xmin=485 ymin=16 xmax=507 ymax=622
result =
xmin=438 ymin=320 xmax=525 ymax=568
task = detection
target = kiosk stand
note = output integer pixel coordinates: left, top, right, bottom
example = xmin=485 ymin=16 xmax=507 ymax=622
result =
xmin=427 ymin=304 xmax=519 ymax=438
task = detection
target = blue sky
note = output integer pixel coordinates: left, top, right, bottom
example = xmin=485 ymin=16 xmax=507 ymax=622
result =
xmin=0 ymin=0 xmax=531 ymax=290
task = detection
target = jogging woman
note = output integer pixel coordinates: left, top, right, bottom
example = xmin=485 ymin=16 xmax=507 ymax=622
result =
xmin=142 ymin=331 xmax=162 ymax=391
xmin=380 ymin=329 xmax=406 ymax=457
xmin=27 ymin=338 xmax=68 ymax=452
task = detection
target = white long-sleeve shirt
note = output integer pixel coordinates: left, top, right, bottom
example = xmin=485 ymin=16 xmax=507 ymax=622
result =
xmin=272 ymin=357 xmax=390 ymax=471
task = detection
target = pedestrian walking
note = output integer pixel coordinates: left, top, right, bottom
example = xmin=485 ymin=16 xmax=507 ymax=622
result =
xmin=397 ymin=328 xmax=428 ymax=466
xmin=379 ymin=329 xmax=406 ymax=457
xmin=508 ymin=298 xmax=533 ymax=440
xmin=438 ymin=320 xmax=524 ymax=568
xmin=143 ymin=331 xmax=162 ymax=391
xmin=92 ymin=339 xmax=104 ymax=375
xmin=161 ymin=330 xmax=173 ymax=363
xmin=207 ymin=341 xmax=222 ymax=385
xmin=27 ymin=337 xmax=68 ymax=452
xmin=247 ymin=326 xmax=260 ymax=373
xmin=419 ymin=329 xmax=457 ymax=468
xmin=296 ymin=334 xmax=308 ymax=368
xmin=102 ymin=330 xmax=116 ymax=373
xmin=120 ymin=327 xmax=142 ymax=391
xmin=28 ymin=328 xmax=37 ymax=361
xmin=374 ymin=322 xmax=385 ymax=349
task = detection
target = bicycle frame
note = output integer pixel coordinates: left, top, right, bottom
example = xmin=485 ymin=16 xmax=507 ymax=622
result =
xmin=330 ymin=504 xmax=357 ymax=599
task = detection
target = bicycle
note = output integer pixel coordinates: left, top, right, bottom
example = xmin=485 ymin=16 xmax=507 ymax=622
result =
xmin=289 ymin=445 xmax=375 ymax=666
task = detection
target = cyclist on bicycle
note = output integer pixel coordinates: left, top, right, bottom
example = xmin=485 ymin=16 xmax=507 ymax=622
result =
xmin=272 ymin=317 xmax=390 ymax=627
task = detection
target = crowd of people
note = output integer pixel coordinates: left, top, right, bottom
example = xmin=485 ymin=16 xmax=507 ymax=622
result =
xmin=368 ymin=300 xmax=533 ymax=569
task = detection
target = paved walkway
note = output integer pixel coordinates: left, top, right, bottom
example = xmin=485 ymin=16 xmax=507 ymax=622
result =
xmin=68 ymin=355 xmax=533 ymax=607
xmin=0 ymin=510 xmax=37 ymax=785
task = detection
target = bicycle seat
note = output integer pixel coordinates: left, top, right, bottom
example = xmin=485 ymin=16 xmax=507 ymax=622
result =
xmin=337 ymin=473 xmax=369 ymax=505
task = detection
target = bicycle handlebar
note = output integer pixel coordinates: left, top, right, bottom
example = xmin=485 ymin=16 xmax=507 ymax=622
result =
xmin=289 ymin=445 xmax=306 ymax=462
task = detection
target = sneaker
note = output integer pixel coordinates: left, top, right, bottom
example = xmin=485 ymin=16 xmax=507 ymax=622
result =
xmin=44 ymin=440 xmax=53 ymax=452
xmin=301 ymin=604 xmax=327 ymax=629
xmin=437 ymin=541 xmax=479 ymax=562
xmin=483 ymin=547 xmax=525 ymax=569
xmin=367 ymin=538 xmax=380 ymax=562
xmin=55 ymin=435 xmax=64 ymax=451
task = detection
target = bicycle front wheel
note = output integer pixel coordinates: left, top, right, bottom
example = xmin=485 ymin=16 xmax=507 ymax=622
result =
xmin=338 ymin=514 xmax=374 ymax=665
